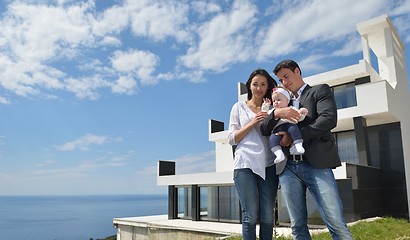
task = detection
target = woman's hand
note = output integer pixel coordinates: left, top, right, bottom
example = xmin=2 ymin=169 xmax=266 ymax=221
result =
xmin=234 ymin=110 xmax=268 ymax=143
xmin=251 ymin=111 xmax=268 ymax=126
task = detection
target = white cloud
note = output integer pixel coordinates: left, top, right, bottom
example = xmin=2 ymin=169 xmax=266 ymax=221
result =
xmin=0 ymin=154 xmax=147 ymax=195
xmin=126 ymin=0 xmax=191 ymax=43
xmin=390 ymin=0 xmax=410 ymax=15
xmin=175 ymin=69 xmax=206 ymax=83
xmin=4 ymin=2 xmax=93 ymax=61
xmin=64 ymin=76 xmax=111 ymax=100
xmin=0 ymin=168 xmax=88 ymax=182
xmin=256 ymin=0 xmax=389 ymax=60
xmin=0 ymin=1 xmax=93 ymax=98
xmin=111 ymin=75 xmax=137 ymax=94
xmin=136 ymin=151 xmax=216 ymax=178
xmin=299 ymin=54 xmax=328 ymax=73
xmin=99 ymin=36 xmax=122 ymax=47
xmin=107 ymin=151 xmax=134 ymax=166
xmin=0 ymin=55 xmax=42 ymax=96
xmin=390 ymin=1 xmax=410 ymax=43
xmin=0 ymin=0 xmax=409 ymax=102
xmin=0 ymin=96 xmax=10 ymax=105
xmin=111 ymin=49 xmax=160 ymax=85
xmin=55 ymin=133 xmax=109 ymax=151
xmin=179 ymin=0 xmax=257 ymax=72
xmin=77 ymin=59 xmax=117 ymax=78
xmin=332 ymin=36 xmax=362 ymax=57
xmin=0 ymin=1 xmax=140 ymax=100
xmin=91 ymin=4 xmax=129 ymax=37
xmin=190 ymin=1 xmax=222 ymax=18
xmin=35 ymin=160 xmax=56 ymax=167
xmin=169 ymin=150 xmax=216 ymax=174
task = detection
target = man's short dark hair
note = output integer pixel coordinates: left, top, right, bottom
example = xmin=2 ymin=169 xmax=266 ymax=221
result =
xmin=273 ymin=59 xmax=302 ymax=76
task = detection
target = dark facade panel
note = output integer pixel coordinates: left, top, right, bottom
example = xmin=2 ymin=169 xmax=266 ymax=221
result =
xmin=353 ymin=188 xmax=383 ymax=214
xmin=158 ymin=161 xmax=175 ymax=176
xmin=192 ymin=185 xmax=200 ymax=221
xmin=346 ymin=163 xmax=381 ymax=189
xmin=353 ymin=117 xmax=370 ymax=166
xmin=368 ymin=122 xmax=404 ymax=171
xmin=343 ymin=163 xmax=408 ymax=221
xmin=210 ymin=119 xmax=224 ymax=133
xmin=337 ymin=179 xmax=354 ymax=211
xmin=355 ymin=76 xmax=371 ymax=85
xmin=168 ymin=185 xmax=177 ymax=219
xmin=239 ymin=82 xmax=247 ymax=95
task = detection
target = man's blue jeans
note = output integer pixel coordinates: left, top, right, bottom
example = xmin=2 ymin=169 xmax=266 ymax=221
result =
xmin=234 ymin=165 xmax=279 ymax=240
xmin=279 ymin=161 xmax=353 ymax=240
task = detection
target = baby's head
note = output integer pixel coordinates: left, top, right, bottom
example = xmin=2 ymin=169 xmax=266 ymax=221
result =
xmin=272 ymin=87 xmax=290 ymax=109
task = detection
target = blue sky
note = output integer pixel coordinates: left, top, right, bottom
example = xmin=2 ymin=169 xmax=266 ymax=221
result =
xmin=0 ymin=0 xmax=409 ymax=195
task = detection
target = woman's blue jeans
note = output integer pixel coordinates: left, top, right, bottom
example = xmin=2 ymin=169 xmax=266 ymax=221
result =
xmin=279 ymin=161 xmax=353 ymax=240
xmin=234 ymin=165 xmax=279 ymax=240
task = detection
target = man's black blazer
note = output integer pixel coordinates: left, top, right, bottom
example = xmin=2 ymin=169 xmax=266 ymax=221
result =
xmin=261 ymin=84 xmax=341 ymax=174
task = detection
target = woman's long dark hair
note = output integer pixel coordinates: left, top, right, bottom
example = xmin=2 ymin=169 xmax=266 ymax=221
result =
xmin=245 ymin=68 xmax=278 ymax=101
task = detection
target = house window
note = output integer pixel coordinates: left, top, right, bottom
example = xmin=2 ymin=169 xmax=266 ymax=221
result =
xmin=335 ymin=131 xmax=359 ymax=164
xmin=219 ymin=186 xmax=240 ymax=222
xmin=333 ymin=83 xmax=357 ymax=109
xmin=200 ymin=186 xmax=218 ymax=221
xmin=367 ymin=123 xmax=404 ymax=171
xmin=334 ymin=123 xmax=404 ymax=169
xmin=199 ymin=185 xmax=240 ymax=223
xmin=177 ymin=187 xmax=192 ymax=219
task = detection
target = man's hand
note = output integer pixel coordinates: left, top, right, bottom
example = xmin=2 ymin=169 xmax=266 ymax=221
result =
xmin=276 ymin=131 xmax=293 ymax=147
xmin=274 ymin=107 xmax=300 ymax=123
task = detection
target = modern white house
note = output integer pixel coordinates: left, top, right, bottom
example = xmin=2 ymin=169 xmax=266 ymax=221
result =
xmin=114 ymin=14 xmax=409 ymax=239
xmin=156 ymin=14 xmax=409 ymax=224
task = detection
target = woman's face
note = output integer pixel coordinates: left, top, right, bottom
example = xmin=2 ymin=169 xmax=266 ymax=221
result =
xmin=250 ymin=74 xmax=268 ymax=100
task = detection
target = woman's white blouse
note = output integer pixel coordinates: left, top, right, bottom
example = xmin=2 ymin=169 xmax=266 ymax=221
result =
xmin=228 ymin=101 xmax=274 ymax=179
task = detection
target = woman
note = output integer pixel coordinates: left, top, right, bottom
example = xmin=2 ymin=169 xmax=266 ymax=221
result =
xmin=228 ymin=68 xmax=278 ymax=240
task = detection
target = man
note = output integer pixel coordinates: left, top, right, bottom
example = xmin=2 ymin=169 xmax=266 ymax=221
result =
xmin=261 ymin=59 xmax=353 ymax=240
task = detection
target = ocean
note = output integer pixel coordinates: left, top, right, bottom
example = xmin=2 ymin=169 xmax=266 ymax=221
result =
xmin=0 ymin=194 xmax=168 ymax=240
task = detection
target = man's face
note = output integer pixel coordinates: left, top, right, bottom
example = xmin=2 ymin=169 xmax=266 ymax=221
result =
xmin=276 ymin=68 xmax=302 ymax=94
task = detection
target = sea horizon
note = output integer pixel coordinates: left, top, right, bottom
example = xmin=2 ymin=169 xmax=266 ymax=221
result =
xmin=0 ymin=194 xmax=168 ymax=240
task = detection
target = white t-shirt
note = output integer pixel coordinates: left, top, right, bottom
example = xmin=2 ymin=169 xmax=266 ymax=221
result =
xmin=228 ymin=101 xmax=274 ymax=179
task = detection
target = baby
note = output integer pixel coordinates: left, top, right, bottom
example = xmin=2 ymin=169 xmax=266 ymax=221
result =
xmin=262 ymin=87 xmax=308 ymax=163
